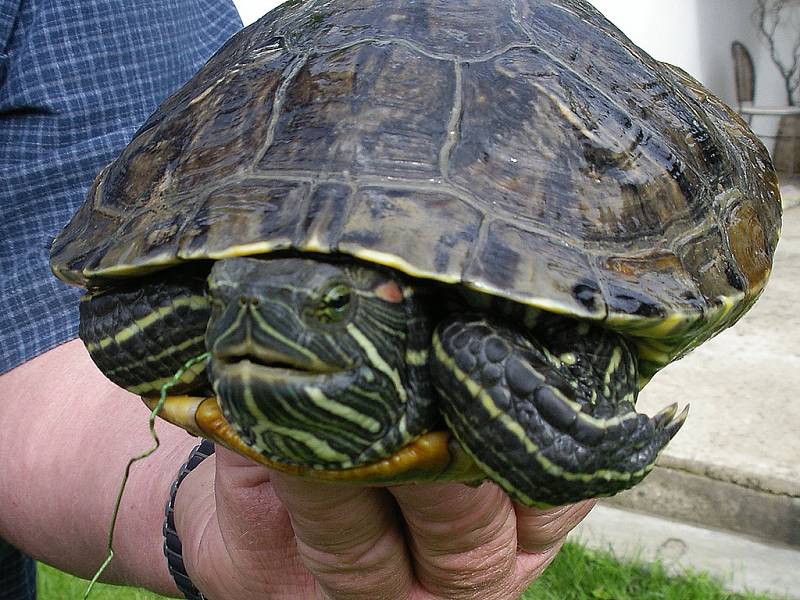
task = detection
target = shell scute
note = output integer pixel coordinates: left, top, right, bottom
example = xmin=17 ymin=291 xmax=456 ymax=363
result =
xmin=676 ymin=225 xmax=746 ymax=302
xmin=462 ymin=219 xmax=606 ymax=320
xmin=596 ymin=250 xmax=702 ymax=321
xmin=723 ymin=200 xmax=773 ymax=292
xmin=180 ymin=179 xmax=312 ymax=260
xmin=297 ymin=182 xmax=355 ymax=253
xmin=256 ymin=43 xmax=456 ymax=179
xmin=336 ymin=187 xmax=482 ymax=283
xmin=446 ymin=46 xmax=715 ymax=249
xmin=102 ymin=48 xmax=294 ymax=217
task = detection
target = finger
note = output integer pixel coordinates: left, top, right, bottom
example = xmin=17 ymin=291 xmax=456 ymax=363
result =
xmin=510 ymin=500 xmax=596 ymax=595
xmin=511 ymin=542 xmax=563 ymax=595
xmin=505 ymin=499 xmax=596 ymax=595
xmin=214 ymin=448 xmax=317 ymax=594
xmin=390 ymin=481 xmax=520 ymax=600
xmin=514 ymin=499 xmax=596 ymax=554
xmin=176 ymin=447 xmax=314 ymax=599
xmin=269 ymin=472 xmax=414 ymax=600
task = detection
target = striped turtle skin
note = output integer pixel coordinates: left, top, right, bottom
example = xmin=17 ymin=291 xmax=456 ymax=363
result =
xmin=50 ymin=0 xmax=781 ymax=506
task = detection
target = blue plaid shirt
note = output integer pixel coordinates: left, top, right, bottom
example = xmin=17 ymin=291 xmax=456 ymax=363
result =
xmin=0 ymin=0 xmax=242 ymax=596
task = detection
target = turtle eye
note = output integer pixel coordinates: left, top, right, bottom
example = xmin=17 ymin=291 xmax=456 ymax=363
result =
xmin=315 ymin=283 xmax=352 ymax=323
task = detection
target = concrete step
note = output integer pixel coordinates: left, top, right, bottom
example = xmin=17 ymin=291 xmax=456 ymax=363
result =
xmin=573 ymin=504 xmax=800 ymax=599
xmin=605 ymin=465 xmax=800 ymax=549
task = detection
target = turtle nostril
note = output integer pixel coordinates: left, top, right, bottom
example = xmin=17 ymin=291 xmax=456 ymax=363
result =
xmin=238 ymin=295 xmax=261 ymax=307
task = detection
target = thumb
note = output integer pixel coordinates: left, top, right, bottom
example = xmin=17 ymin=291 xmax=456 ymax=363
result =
xmin=269 ymin=471 xmax=414 ymax=599
xmin=175 ymin=445 xmax=313 ymax=599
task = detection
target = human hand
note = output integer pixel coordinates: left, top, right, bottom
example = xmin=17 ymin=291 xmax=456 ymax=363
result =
xmin=175 ymin=446 xmax=595 ymax=599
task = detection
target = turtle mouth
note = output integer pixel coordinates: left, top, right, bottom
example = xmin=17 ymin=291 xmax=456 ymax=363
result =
xmin=212 ymin=347 xmax=342 ymax=377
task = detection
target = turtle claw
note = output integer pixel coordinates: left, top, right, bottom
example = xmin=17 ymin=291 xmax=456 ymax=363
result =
xmin=652 ymin=403 xmax=679 ymax=428
xmin=664 ymin=404 xmax=690 ymax=439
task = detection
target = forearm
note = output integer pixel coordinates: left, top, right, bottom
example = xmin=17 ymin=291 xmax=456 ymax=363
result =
xmin=0 ymin=339 xmax=195 ymax=595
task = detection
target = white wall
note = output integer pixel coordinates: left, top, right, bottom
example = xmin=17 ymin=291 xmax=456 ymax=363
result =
xmin=233 ymin=0 xmax=282 ymax=26
xmin=590 ymin=0 xmax=705 ymax=83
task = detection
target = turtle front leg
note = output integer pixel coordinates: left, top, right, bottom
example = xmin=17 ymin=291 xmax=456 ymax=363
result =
xmin=430 ymin=315 xmax=687 ymax=507
xmin=78 ymin=272 xmax=212 ymax=396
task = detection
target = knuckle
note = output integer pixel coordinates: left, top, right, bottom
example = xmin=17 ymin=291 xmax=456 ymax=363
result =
xmin=515 ymin=500 xmax=594 ymax=553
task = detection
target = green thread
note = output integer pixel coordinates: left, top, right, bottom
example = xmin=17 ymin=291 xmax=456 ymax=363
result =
xmin=84 ymin=351 xmax=210 ymax=599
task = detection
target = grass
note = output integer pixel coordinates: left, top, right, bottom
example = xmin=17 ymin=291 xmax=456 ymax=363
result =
xmin=522 ymin=543 xmax=781 ymax=600
xmin=36 ymin=562 xmax=167 ymax=599
xmin=38 ymin=542 xmax=782 ymax=600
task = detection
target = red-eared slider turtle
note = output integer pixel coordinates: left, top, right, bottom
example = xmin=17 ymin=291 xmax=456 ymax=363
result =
xmin=49 ymin=0 xmax=781 ymax=506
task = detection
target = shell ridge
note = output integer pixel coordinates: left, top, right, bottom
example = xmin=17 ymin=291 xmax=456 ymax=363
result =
xmin=271 ymin=0 xmax=322 ymax=46
xmin=509 ymin=0 xmax=534 ymax=45
xmin=317 ymin=181 xmax=359 ymax=253
xmin=282 ymin=33 xmax=537 ymax=66
xmin=292 ymin=181 xmax=319 ymax=247
xmin=251 ymin=52 xmax=309 ymax=169
xmin=460 ymin=213 xmax=490 ymax=289
xmin=234 ymin=170 xmax=594 ymax=251
xmin=275 ymin=0 xmax=530 ymax=61
xmin=439 ymin=176 xmax=587 ymax=249
xmin=458 ymin=42 xmax=538 ymax=65
xmin=438 ymin=62 xmax=463 ymax=180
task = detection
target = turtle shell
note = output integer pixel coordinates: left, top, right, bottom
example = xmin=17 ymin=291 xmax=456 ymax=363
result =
xmin=50 ymin=0 xmax=782 ymax=378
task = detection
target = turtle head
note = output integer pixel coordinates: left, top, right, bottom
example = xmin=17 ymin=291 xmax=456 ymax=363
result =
xmin=205 ymin=256 xmax=429 ymax=468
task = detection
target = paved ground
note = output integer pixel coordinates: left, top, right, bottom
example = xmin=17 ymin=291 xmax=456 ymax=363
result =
xmin=570 ymin=180 xmax=800 ymax=597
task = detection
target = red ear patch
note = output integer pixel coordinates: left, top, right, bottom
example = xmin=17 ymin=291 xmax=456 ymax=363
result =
xmin=374 ymin=280 xmax=404 ymax=303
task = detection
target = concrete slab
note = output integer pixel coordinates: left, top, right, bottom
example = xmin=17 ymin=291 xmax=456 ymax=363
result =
xmin=781 ymin=175 xmax=800 ymax=210
xmin=605 ymin=466 xmax=800 ymax=548
xmin=634 ymin=203 xmax=800 ymax=498
xmin=573 ymin=504 xmax=800 ymax=599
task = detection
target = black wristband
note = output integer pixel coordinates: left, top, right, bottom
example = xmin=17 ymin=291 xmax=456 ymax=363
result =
xmin=163 ymin=439 xmax=215 ymax=600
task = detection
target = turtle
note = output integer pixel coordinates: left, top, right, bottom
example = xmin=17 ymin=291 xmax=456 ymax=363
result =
xmin=49 ymin=0 xmax=782 ymax=507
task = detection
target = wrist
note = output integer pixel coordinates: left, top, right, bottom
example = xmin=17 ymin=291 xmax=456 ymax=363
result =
xmin=103 ymin=425 xmax=200 ymax=596
xmin=164 ymin=440 xmax=216 ymax=599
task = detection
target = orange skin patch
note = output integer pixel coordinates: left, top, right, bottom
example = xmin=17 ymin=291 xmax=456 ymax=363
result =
xmin=374 ymin=280 xmax=404 ymax=303
xmin=145 ymin=396 xmax=484 ymax=484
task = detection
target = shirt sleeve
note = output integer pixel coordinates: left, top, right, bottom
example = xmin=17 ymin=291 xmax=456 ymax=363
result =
xmin=0 ymin=0 xmax=243 ymax=373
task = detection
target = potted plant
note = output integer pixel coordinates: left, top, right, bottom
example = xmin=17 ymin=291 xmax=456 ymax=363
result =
xmin=754 ymin=0 xmax=800 ymax=173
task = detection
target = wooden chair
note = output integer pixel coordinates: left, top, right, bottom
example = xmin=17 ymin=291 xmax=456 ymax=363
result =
xmin=731 ymin=41 xmax=756 ymax=122
xmin=732 ymin=41 xmax=800 ymax=172
xmin=731 ymin=41 xmax=800 ymax=124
